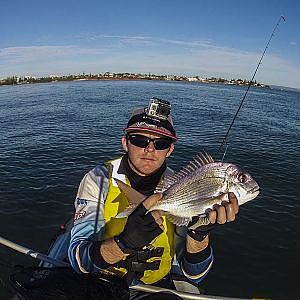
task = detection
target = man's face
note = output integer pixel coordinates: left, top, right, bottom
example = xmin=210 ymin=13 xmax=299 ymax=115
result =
xmin=122 ymin=131 xmax=174 ymax=176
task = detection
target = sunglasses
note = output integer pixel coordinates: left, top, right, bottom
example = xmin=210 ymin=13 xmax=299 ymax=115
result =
xmin=126 ymin=134 xmax=173 ymax=150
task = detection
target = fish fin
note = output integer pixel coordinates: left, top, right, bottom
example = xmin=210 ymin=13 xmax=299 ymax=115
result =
xmin=175 ymin=152 xmax=215 ymax=178
xmin=165 ymin=214 xmax=191 ymax=226
xmin=115 ymin=205 xmax=137 ymax=218
xmin=114 ymin=178 xmax=146 ymax=205
xmin=155 ymin=175 xmax=175 ymax=193
xmin=156 ymin=152 xmax=215 ymax=192
xmin=113 ymin=178 xmax=146 ymax=218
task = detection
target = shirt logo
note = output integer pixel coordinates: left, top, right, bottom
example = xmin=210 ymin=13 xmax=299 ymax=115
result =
xmin=74 ymin=211 xmax=86 ymax=221
xmin=76 ymin=198 xmax=88 ymax=206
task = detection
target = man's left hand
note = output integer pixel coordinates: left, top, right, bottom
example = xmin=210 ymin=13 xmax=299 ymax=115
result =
xmin=207 ymin=192 xmax=239 ymax=224
xmin=187 ymin=192 xmax=239 ymax=243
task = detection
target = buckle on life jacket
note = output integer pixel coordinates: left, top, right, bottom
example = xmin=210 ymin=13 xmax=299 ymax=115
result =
xmin=135 ymin=247 xmax=164 ymax=261
xmin=129 ymin=260 xmax=161 ymax=273
xmin=117 ymin=247 xmax=164 ymax=282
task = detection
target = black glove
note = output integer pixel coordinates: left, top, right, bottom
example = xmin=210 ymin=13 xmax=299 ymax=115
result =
xmin=187 ymin=216 xmax=215 ymax=242
xmin=115 ymin=204 xmax=163 ymax=254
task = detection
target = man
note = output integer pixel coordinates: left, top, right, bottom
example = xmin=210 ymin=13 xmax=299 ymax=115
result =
xmin=68 ymin=98 xmax=239 ymax=298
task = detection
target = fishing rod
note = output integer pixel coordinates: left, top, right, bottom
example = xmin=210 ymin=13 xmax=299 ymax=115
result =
xmin=0 ymin=235 xmax=70 ymax=267
xmin=217 ymin=16 xmax=286 ymax=157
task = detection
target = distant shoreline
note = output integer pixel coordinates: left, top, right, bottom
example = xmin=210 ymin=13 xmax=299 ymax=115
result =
xmin=0 ymin=72 xmax=270 ymax=88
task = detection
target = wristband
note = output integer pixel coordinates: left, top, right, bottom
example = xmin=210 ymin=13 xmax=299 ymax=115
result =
xmin=114 ymin=236 xmax=136 ymax=255
xmin=187 ymin=223 xmax=215 ymax=242
xmin=187 ymin=229 xmax=210 ymax=242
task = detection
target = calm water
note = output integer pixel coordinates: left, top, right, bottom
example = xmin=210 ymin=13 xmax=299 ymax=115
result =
xmin=0 ymin=80 xmax=299 ymax=299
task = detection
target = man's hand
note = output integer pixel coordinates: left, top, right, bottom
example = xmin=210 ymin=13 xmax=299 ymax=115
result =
xmin=187 ymin=192 xmax=239 ymax=247
xmin=116 ymin=193 xmax=164 ymax=253
xmin=207 ymin=192 xmax=239 ymax=224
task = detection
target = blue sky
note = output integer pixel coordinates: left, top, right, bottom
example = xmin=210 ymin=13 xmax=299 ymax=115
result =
xmin=1 ymin=0 xmax=299 ymax=88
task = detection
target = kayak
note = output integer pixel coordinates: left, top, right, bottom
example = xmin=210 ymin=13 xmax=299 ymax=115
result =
xmin=2 ymin=222 xmax=254 ymax=300
xmin=39 ymin=219 xmax=73 ymax=268
xmin=36 ymin=220 xmax=250 ymax=300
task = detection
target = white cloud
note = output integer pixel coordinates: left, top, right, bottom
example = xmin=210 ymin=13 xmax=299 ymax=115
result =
xmin=93 ymin=34 xmax=151 ymax=41
xmin=89 ymin=34 xmax=228 ymax=51
xmin=0 ymin=45 xmax=104 ymax=63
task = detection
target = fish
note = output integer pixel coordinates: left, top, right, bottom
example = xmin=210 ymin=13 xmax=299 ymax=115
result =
xmin=114 ymin=152 xmax=260 ymax=227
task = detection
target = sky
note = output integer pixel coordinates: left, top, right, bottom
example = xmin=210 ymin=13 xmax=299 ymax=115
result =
xmin=1 ymin=0 xmax=300 ymax=89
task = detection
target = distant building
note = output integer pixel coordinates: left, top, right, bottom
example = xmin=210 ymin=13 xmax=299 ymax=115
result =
xmin=187 ymin=77 xmax=198 ymax=82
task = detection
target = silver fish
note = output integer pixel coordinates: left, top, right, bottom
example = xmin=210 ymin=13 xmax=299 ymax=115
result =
xmin=115 ymin=152 xmax=260 ymax=226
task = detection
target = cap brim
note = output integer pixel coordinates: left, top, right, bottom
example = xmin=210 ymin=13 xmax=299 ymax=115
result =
xmin=124 ymin=126 xmax=178 ymax=141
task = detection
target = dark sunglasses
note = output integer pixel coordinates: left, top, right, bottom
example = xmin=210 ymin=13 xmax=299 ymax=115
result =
xmin=126 ymin=134 xmax=173 ymax=150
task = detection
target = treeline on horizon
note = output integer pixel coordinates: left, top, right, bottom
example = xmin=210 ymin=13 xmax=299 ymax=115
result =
xmin=0 ymin=72 xmax=269 ymax=88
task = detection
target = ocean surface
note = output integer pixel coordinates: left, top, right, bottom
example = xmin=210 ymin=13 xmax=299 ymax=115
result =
xmin=0 ymin=80 xmax=299 ymax=299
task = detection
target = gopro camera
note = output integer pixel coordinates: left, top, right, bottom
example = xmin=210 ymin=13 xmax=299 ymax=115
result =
xmin=146 ymin=97 xmax=171 ymax=121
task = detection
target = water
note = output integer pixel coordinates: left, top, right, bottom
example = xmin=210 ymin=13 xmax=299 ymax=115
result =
xmin=0 ymin=80 xmax=299 ymax=299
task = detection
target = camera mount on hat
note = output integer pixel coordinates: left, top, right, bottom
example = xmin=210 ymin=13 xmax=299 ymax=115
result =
xmin=145 ymin=98 xmax=171 ymax=121
xmin=124 ymin=97 xmax=177 ymax=141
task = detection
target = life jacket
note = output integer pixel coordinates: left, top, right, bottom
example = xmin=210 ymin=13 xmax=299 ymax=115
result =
xmin=103 ymin=157 xmax=175 ymax=284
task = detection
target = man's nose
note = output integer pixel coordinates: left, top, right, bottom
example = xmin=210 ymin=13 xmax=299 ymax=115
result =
xmin=144 ymin=141 xmax=155 ymax=152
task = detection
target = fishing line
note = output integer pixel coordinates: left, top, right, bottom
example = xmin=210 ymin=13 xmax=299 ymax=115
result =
xmin=216 ymin=16 xmax=286 ymax=158
xmin=221 ymin=143 xmax=229 ymax=162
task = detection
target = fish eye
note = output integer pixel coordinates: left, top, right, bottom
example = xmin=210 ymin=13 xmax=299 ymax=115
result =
xmin=238 ymin=173 xmax=247 ymax=183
